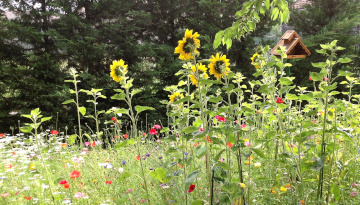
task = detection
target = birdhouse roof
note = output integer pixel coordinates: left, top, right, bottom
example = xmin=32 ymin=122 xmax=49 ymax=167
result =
xmin=270 ymin=30 xmax=311 ymax=59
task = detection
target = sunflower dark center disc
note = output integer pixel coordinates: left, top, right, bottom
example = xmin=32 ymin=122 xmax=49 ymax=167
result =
xmin=183 ymin=38 xmax=195 ymax=54
xmin=115 ymin=66 xmax=123 ymax=76
xmin=215 ymin=61 xmax=224 ymax=74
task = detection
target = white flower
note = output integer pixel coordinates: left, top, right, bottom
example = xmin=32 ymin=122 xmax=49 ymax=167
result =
xmin=118 ymin=167 xmax=124 ymax=173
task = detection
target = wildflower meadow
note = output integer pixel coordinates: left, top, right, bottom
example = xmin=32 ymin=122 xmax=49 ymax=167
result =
xmin=1 ymin=4 xmax=360 ymax=205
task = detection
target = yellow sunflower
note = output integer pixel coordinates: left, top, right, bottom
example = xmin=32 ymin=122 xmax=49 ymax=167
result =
xmin=169 ymin=92 xmax=184 ymax=103
xmin=189 ymin=63 xmax=208 ymax=86
xmin=208 ymin=53 xmax=230 ymax=79
xmin=174 ymin=29 xmax=200 ymax=60
xmin=250 ymin=53 xmax=265 ymax=69
xmin=110 ymin=59 xmax=128 ymax=83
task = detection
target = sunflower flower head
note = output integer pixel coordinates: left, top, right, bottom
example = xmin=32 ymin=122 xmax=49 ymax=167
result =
xmin=190 ymin=63 xmax=208 ymax=86
xmin=169 ymin=92 xmax=184 ymax=103
xmin=208 ymin=53 xmax=230 ymax=79
xmin=250 ymin=53 xmax=265 ymax=69
xmin=174 ymin=29 xmax=200 ymax=60
xmin=110 ymin=59 xmax=128 ymax=83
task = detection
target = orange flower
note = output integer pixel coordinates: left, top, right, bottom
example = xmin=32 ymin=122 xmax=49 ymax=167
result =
xmin=4 ymin=164 xmax=13 ymax=169
xmin=24 ymin=196 xmax=32 ymax=200
xmin=136 ymin=155 xmax=140 ymax=160
xmin=61 ymin=143 xmax=67 ymax=148
xmin=226 ymin=142 xmax=233 ymax=148
xmin=194 ymin=143 xmax=200 ymax=147
xmin=300 ymin=200 xmax=305 ymax=205
xmin=64 ymin=184 xmax=70 ymax=189
xmin=70 ymin=170 xmax=81 ymax=179
xmin=177 ymin=163 xmax=183 ymax=168
xmin=285 ymin=184 xmax=291 ymax=188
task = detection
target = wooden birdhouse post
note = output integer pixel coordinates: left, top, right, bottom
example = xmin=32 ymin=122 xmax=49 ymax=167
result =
xmin=270 ymin=30 xmax=311 ymax=76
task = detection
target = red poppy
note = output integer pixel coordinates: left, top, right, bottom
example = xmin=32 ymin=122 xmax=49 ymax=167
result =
xmin=105 ymin=181 xmax=112 ymax=185
xmin=24 ymin=196 xmax=32 ymax=200
xmin=194 ymin=143 xmax=200 ymax=147
xmin=0 ymin=133 xmax=4 ymax=138
xmin=70 ymin=170 xmax=81 ymax=179
xmin=136 ymin=155 xmax=140 ymax=160
xmin=309 ymin=77 xmax=312 ymax=81
xmin=276 ymin=97 xmax=284 ymax=104
xmin=59 ymin=180 xmax=68 ymax=185
xmin=187 ymin=184 xmax=195 ymax=193
xmin=226 ymin=142 xmax=233 ymax=148
xmin=215 ymin=116 xmax=226 ymax=122
xmin=149 ymin=129 xmax=158 ymax=135
xmin=50 ymin=130 xmax=59 ymax=135
xmin=123 ymin=134 xmax=128 ymax=139
xmin=63 ymin=184 xmax=70 ymax=189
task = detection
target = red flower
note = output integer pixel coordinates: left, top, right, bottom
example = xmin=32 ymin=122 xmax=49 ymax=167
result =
xmin=226 ymin=142 xmax=233 ymax=148
xmin=24 ymin=196 xmax=32 ymax=200
xmin=187 ymin=184 xmax=195 ymax=193
xmin=215 ymin=116 xmax=226 ymax=122
xmin=323 ymin=77 xmax=329 ymax=81
xmin=309 ymin=77 xmax=312 ymax=81
xmin=50 ymin=130 xmax=59 ymax=135
xmin=123 ymin=134 xmax=128 ymax=139
xmin=105 ymin=181 xmax=112 ymax=185
xmin=136 ymin=155 xmax=140 ymax=160
xmin=276 ymin=97 xmax=284 ymax=104
xmin=91 ymin=141 xmax=96 ymax=147
xmin=240 ymin=124 xmax=247 ymax=129
xmin=142 ymin=133 xmax=146 ymax=136
xmin=177 ymin=163 xmax=183 ymax=168
xmin=194 ymin=143 xmax=200 ymax=147
xmin=0 ymin=133 xmax=4 ymax=138
xmin=204 ymin=136 xmax=213 ymax=143
xmin=149 ymin=129 xmax=158 ymax=135
xmin=59 ymin=180 xmax=68 ymax=185
xmin=199 ymin=128 xmax=204 ymax=132
xmin=63 ymin=184 xmax=70 ymax=189
xmin=70 ymin=170 xmax=81 ymax=179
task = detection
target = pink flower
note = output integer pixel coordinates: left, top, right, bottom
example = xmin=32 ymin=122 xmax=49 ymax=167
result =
xmin=59 ymin=180 xmax=68 ymax=185
xmin=219 ymin=158 xmax=224 ymax=162
xmin=351 ymin=192 xmax=358 ymax=196
xmin=1 ymin=193 xmax=9 ymax=197
xmin=74 ymin=192 xmax=85 ymax=199
xmin=84 ymin=142 xmax=91 ymax=146
xmin=149 ymin=129 xmax=158 ymax=135
xmin=240 ymin=124 xmax=247 ymax=128
xmin=125 ymin=188 xmax=133 ymax=194
xmin=244 ymin=141 xmax=251 ymax=147
xmin=141 ymin=199 xmax=146 ymax=202
xmin=352 ymin=183 xmax=358 ymax=187
xmin=153 ymin=124 xmax=161 ymax=129
xmin=123 ymin=134 xmax=128 ymax=139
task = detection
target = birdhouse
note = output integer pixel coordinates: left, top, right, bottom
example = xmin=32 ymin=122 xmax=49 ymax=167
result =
xmin=270 ymin=30 xmax=311 ymax=59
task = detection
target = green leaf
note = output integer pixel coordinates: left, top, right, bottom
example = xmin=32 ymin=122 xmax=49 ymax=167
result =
xmin=195 ymin=145 xmax=207 ymax=158
xmin=286 ymin=94 xmax=298 ymax=100
xmin=150 ymin=167 xmax=166 ymax=182
xmin=68 ymin=134 xmax=77 ymax=146
xmin=331 ymin=183 xmax=341 ymax=201
xmin=135 ymin=106 xmax=155 ymax=114
xmin=21 ymin=114 xmax=32 ymax=119
xmin=310 ymin=72 xmax=326 ymax=81
xmin=251 ymin=148 xmax=266 ymax=159
xmin=24 ymin=139 xmax=32 ymax=144
xmin=337 ymin=57 xmax=352 ymax=63
xmin=124 ymin=79 xmax=134 ymax=89
xmin=111 ymin=93 xmax=126 ymax=101
xmin=131 ymin=88 xmax=142 ymax=96
xmin=43 ymin=147 xmax=49 ymax=154
xmin=191 ymin=200 xmax=205 ymax=205
xmin=213 ymin=30 xmax=223 ymax=49
xmin=119 ymin=172 xmax=131 ymax=183
xmin=185 ymin=170 xmax=199 ymax=188
xmin=160 ymin=127 xmax=169 ymax=133
xmin=271 ymin=8 xmax=279 ymax=20
xmin=31 ymin=108 xmax=40 ymax=116
xmin=20 ymin=126 xmax=33 ymax=133
xmin=115 ymin=139 xmax=136 ymax=149
xmin=298 ymin=93 xmax=314 ymax=101
xmin=62 ymin=99 xmax=75 ymax=104
xmin=173 ymin=96 xmax=191 ymax=104
xmin=41 ymin=117 xmax=52 ymax=122
xmin=226 ymin=38 xmax=232 ymax=50
xmin=279 ymin=77 xmax=293 ymax=85
xmin=257 ymin=85 xmax=269 ymax=93
xmin=79 ymin=107 xmax=86 ymax=116
xmin=311 ymin=62 xmax=326 ymax=69
xmin=183 ymin=126 xmax=198 ymax=134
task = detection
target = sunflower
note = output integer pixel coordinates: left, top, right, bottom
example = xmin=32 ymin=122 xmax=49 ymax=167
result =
xmin=250 ymin=53 xmax=265 ymax=69
xmin=169 ymin=92 xmax=184 ymax=103
xmin=110 ymin=59 xmax=128 ymax=83
xmin=189 ymin=63 xmax=208 ymax=86
xmin=174 ymin=29 xmax=200 ymax=60
xmin=208 ymin=53 xmax=230 ymax=79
